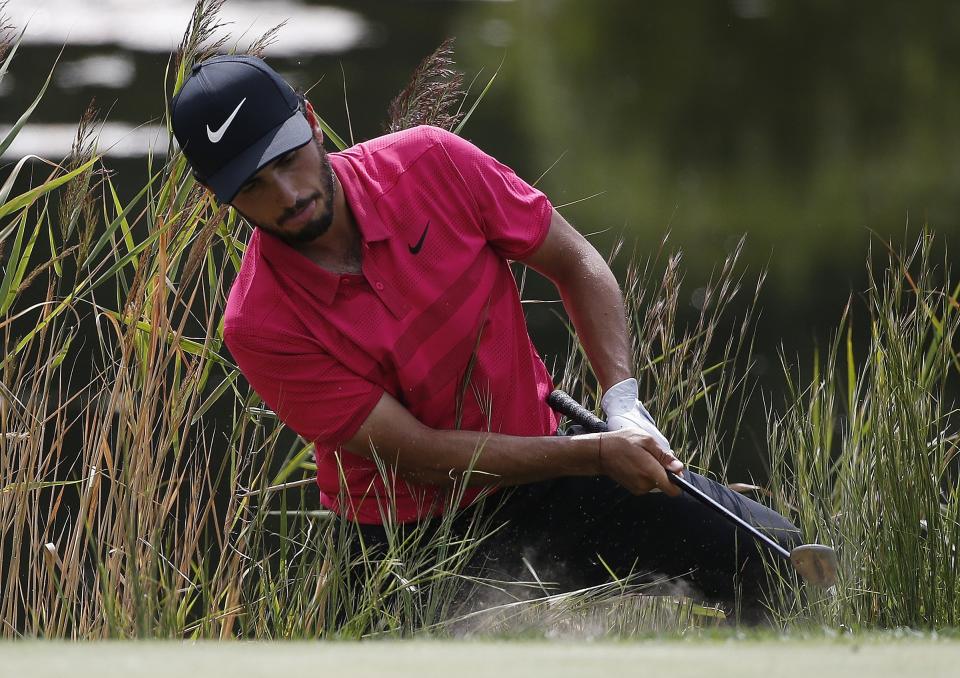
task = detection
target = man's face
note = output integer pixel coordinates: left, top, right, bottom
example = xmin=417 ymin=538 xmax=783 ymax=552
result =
xmin=229 ymin=135 xmax=336 ymax=245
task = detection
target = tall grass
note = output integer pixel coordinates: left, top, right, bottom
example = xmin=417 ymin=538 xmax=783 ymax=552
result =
xmin=1 ymin=1 xmax=346 ymax=638
xmin=0 ymin=0 xmax=755 ymax=637
xmin=555 ymin=235 xmax=762 ymax=481
xmin=768 ymin=233 xmax=960 ymax=629
xmin=3 ymin=0 xmax=956 ymax=639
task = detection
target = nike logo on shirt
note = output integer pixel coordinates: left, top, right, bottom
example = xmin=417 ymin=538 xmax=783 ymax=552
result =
xmin=408 ymin=221 xmax=430 ymax=254
xmin=206 ymin=98 xmax=246 ymax=143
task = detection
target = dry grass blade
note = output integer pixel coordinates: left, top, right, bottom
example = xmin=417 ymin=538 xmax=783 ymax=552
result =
xmin=247 ymin=21 xmax=287 ymax=58
xmin=181 ymin=202 xmax=226 ymax=284
xmin=386 ymin=37 xmax=465 ymax=133
xmin=0 ymin=2 xmax=13 ymax=64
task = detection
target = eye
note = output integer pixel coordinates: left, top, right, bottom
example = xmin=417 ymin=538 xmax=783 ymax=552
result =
xmin=277 ymin=150 xmax=296 ymax=166
xmin=238 ymin=178 xmax=258 ymax=194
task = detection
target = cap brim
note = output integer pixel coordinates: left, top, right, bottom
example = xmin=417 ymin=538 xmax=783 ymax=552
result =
xmin=207 ymin=112 xmax=313 ymax=203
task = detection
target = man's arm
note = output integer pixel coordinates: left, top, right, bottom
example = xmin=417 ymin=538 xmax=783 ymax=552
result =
xmin=343 ymin=390 xmax=682 ymax=496
xmin=521 ymin=209 xmax=675 ymax=454
xmin=519 ymin=208 xmax=632 ymax=392
xmin=343 ymin=207 xmax=684 ymax=495
xmin=341 ymin=206 xmax=682 ymax=495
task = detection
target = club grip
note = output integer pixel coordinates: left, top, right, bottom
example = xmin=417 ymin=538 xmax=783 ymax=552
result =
xmin=546 ymin=390 xmax=609 ymax=433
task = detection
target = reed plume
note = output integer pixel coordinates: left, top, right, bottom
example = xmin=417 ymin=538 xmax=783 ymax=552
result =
xmin=386 ymin=37 xmax=465 ymax=133
xmin=174 ymin=0 xmax=229 ymax=75
xmin=0 ymin=3 xmax=12 ymax=64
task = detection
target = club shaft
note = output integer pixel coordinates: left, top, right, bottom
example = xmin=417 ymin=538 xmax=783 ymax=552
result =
xmin=546 ymin=389 xmax=791 ymax=561
xmin=667 ymin=471 xmax=791 ymax=559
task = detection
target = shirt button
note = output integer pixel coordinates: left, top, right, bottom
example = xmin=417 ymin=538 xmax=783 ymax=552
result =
xmin=375 ymin=282 xmax=385 ymax=291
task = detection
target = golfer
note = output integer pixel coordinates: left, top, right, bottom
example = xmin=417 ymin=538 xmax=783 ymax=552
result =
xmin=172 ymin=55 xmax=800 ymax=616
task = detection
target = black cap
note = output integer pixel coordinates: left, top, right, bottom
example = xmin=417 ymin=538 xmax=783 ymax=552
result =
xmin=171 ymin=55 xmax=313 ymax=203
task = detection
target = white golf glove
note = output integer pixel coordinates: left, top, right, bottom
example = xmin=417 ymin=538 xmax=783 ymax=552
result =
xmin=601 ymin=378 xmax=673 ymax=453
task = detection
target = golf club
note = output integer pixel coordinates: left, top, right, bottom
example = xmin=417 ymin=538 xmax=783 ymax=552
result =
xmin=546 ymin=389 xmax=839 ymax=588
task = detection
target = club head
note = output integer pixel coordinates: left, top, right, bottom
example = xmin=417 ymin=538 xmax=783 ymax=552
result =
xmin=789 ymin=543 xmax=839 ymax=588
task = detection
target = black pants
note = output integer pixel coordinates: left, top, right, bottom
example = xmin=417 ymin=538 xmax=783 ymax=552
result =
xmin=354 ymin=472 xmax=801 ymax=617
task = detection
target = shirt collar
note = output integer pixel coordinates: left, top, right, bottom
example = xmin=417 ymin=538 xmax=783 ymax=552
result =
xmin=330 ymin=151 xmax=391 ymax=243
xmin=253 ymin=152 xmax=392 ymax=306
xmin=256 ymin=228 xmax=341 ymax=305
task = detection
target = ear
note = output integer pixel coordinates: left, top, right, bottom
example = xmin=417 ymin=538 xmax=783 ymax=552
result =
xmin=303 ymin=99 xmax=325 ymax=144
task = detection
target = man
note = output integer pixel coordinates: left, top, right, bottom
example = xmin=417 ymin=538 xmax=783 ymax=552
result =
xmin=172 ymin=54 xmax=799 ymax=617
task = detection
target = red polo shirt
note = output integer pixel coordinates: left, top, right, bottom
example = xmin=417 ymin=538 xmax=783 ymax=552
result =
xmin=224 ymin=125 xmax=558 ymax=523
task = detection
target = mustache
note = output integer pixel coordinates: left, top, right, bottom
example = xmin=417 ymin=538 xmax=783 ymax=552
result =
xmin=277 ymin=191 xmax=323 ymax=226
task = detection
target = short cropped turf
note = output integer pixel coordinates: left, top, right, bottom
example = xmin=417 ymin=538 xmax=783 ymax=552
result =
xmin=2 ymin=637 xmax=960 ymax=678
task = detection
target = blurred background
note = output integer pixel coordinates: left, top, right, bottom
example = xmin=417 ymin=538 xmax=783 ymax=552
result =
xmin=3 ymin=0 xmax=960 ymax=471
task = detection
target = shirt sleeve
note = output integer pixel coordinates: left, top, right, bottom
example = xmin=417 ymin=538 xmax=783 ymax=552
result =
xmin=225 ymin=328 xmax=383 ymax=448
xmin=433 ymin=127 xmax=553 ymax=260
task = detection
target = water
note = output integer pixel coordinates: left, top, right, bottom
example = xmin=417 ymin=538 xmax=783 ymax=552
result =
xmin=4 ymin=0 xmax=960 ymax=471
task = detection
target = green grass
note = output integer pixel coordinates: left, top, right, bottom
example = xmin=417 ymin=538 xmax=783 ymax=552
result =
xmin=766 ymin=235 xmax=960 ymax=629
xmin=1 ymin=634 xmax=960 ymax=678
xmin=2 ymin=0 xmax=960 ymax=639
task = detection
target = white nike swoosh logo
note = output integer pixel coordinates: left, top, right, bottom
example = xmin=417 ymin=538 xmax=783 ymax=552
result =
xmin=206 ymin=98 xmax=247 ymax=143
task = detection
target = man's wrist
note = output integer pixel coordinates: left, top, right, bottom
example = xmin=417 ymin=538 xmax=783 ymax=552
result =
xmin=601 ymin=377 xmax=639 ymax=418
xmin=561 ymin=433 xmax=605 ymax=476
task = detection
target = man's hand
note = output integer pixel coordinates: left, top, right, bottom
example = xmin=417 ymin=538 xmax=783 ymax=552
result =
xmin=596 ymin=428 xmax=684 ymax=496
xmin=601 ymin=378 xmax=682 ymax=475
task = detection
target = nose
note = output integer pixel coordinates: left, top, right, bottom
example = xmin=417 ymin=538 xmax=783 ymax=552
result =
xmin=255 ymin=163 xmax=298 ymax=210
xmin=271 ymin=175 xmax=299 ymax=210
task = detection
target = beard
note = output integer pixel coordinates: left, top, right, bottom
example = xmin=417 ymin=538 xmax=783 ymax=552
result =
xmin=244 ymin=139 xmax=337 ymax=246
